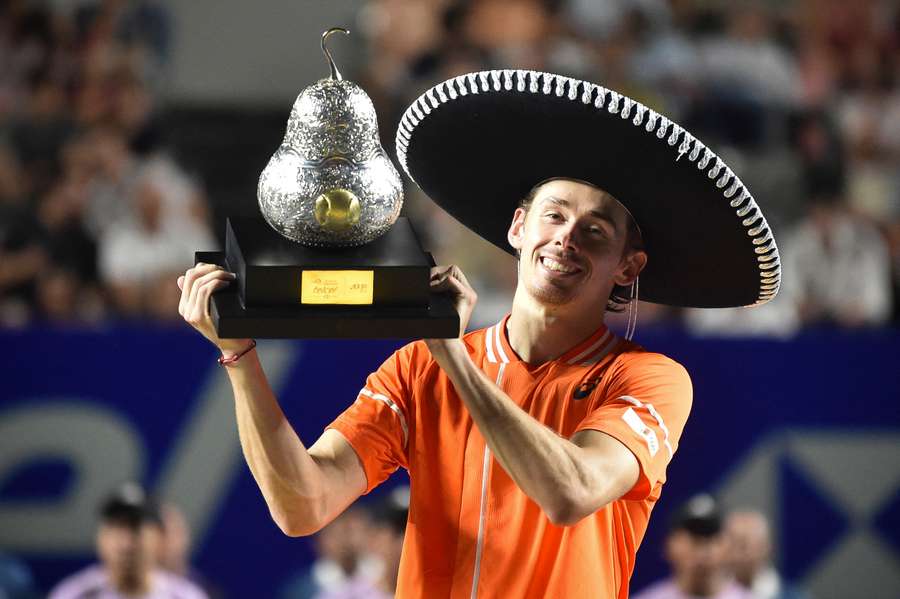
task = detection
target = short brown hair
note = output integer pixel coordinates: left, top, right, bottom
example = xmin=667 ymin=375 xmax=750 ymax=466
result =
xmin=518 ymin=183 xmax=643 ymax=313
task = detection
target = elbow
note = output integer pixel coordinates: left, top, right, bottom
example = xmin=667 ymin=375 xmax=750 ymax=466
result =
xmin=271 ymin=502 xmax=326 ymax=538
xmin=545 ymin=499 xmax=591 ymax=527
xmin=275 ymin=516 xmax=319 ymax=538
xmin=544 ymin=487 xmax=612 ymax=527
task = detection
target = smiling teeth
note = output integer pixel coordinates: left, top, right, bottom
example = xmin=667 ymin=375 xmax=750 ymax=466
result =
xmin=543 ymin=257 xmax=577 ymax=273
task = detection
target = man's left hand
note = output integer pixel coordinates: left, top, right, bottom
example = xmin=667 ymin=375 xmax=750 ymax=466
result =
xmin=426 ymin=265 xmax=477 ymax=354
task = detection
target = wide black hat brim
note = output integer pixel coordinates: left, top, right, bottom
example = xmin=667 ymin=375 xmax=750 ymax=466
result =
xmin=396 ymin=70 xmax=780 ymax=308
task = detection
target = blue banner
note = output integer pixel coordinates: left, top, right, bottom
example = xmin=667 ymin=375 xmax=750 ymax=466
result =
xmin=1 ymin=326 xmax=898 ymax=598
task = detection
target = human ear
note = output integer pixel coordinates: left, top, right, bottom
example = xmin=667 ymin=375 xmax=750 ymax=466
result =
xmin=613 ymin=250 xmax=648 ymax=286
xmin=507 ymin=207 xmax=528 ymax=252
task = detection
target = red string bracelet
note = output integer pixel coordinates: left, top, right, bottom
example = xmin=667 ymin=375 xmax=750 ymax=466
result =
xmin=217 ymin=339 xmax=257 ymax=366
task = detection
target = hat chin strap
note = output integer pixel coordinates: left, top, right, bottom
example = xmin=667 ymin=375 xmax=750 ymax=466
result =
xmin=624 ymin=276 xmax=639 ymax=341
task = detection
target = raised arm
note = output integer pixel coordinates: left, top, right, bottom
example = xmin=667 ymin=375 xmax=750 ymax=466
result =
xmin=426 ymin=265 xmax=639 ymax=526
xmin=177 ymin=263 xmax=366 ymax=536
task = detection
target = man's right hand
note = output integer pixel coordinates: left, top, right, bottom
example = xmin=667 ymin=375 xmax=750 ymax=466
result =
xmin=177 ymin=262 xmax=251 ymax=356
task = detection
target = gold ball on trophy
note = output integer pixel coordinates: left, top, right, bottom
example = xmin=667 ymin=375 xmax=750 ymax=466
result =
xmin=314 ymin=188 xmax=361 ymax=232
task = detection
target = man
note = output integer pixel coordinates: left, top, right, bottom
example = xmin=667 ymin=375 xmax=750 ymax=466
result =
xmin=279 ymin=506 xmax=381 ymax=599
xmin=49 ymin=483 xmax=207 ymax=599
xmin=632 ymin=495 xmax=754 ymax=599
xmin=365 ymin=486 xmax=410 ymax=598
xmin=725 ymin=510 xmax=811 ymax=599
xmin=178 ymin=70 xmax=780 ymax=598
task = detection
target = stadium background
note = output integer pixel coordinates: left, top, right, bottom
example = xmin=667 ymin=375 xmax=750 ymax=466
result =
xmin=0 ymin=1 xmax=898 ymax=597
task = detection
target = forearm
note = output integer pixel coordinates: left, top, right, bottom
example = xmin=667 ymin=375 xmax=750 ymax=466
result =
xmin=225 ymin=350 xmax=328 ymax=535
xmin=435 ymin=342 xmax=608 ymax=523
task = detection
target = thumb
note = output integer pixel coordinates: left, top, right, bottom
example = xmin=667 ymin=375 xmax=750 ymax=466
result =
xmin=177 ymin=275 xmax=185 ymax=290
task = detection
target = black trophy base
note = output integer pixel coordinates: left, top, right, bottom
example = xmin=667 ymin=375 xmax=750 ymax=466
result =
xmin=198 ymin=252 xmax=460 ymax=339
xmin=226 ymin=217 xmax=432 ymax=308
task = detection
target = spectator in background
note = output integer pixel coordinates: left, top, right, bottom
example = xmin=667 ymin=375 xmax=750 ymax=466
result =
xmin=0 ymin=143 xmax=46 ymax=326
xmin=279 ymin=506 xmax=380 ymax=599
xmin=781 ymin=178 xmax=892 ymax=328
xmin=632 ymin=495 xmax=753 ymax=599
xmin=157 ymin=502 xmax=221 ymax=598
xmin=49 ymin=482 xmax=207 ymax=599
xmin=725 ymin=510 xmax=811 ymax=599
xmin=98 ymin=169 xmax=214 ymax=318
xmin=365 ymin=487 xmax=410 ymax=599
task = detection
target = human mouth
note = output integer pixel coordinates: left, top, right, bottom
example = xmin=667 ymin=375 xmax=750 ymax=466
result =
xmin=539 ymin=256 xmax=581 ymax=275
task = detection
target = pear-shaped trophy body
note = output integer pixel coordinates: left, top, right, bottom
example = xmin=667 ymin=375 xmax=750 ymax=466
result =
xmin=258 ymin=28 xmax=403 ymax=247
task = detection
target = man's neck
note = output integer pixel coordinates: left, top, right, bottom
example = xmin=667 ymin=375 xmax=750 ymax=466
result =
xmin=113 ymin=569 xmax=153 ymax=596
xmin=507 ymin=288 xmax=607 ymax=364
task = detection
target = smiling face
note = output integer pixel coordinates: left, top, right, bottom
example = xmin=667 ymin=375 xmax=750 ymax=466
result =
xmin=507 ymin=179 xmax=646 ymax=313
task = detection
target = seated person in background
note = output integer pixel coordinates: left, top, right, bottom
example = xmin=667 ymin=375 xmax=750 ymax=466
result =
xmin=632 ymin=495 xmax=754 ymax=599
xmin=48 ymin=482 xmax=207 ymax=599
xmin=279 ymin=506 xmax=380 ymax=599
xmin=725 ymin=510 xmax=811 ymax=599
xmin=156 ymin=502 xmax=222 ymax=598
xmin=366 ymin=486 xmax=410 ymax=599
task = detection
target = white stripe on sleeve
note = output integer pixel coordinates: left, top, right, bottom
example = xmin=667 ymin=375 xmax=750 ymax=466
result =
xmin=358 ymin=388 xmax=409 ymax=447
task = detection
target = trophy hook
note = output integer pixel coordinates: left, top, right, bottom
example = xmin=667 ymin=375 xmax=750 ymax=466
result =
xmin=321 ymin=27 xmax=349 ymax=81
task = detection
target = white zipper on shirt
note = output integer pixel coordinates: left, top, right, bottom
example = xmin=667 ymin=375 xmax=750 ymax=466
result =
xmin=470 ymin=361 xmax=506 ymax=599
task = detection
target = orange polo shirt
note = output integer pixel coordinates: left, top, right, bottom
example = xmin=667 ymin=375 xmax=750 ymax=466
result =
xmin=328 ymin=315 xmax=692 ymax=599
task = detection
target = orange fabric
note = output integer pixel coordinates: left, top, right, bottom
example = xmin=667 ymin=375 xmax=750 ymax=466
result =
xmin=328 ymin=315 xmax=692 ymax=599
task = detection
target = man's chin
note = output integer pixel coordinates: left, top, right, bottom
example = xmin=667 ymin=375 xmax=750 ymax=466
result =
xmin=525 ymin=282 xmax=576 ymax=306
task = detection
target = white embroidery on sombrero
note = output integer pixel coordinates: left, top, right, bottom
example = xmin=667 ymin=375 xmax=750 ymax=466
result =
xmin=394 ymin=69 xmax=781 ymax=306
xmin=756 ymin=242 xmax=777 ymax=257
xmin=697 ymin=147 xmax=713 ymax=170
xmin=743 ymin=211 xmax=762 ymax=228
xmin=568 ymin=79 xmax=579 ymax=101
xmin=732 ymin=190 xmax=751 ymax=210
xmin=716 ymin=170 xmax=731 ymax=189
xmin=724 ymin=179 xmax=741 ymax=198
xmin=633 ymin=103 xmax=647 ymax=127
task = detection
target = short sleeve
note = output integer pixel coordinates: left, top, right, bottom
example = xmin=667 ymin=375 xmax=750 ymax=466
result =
xmin=575 ymin=352 xmax=692 ymax=500
xmin=327 ymin=343 xmax=417 ymax=494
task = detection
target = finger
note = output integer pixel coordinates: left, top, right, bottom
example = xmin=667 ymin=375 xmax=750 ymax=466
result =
xmin=186 ymin=269 xmax=234 ymax=319
xmin=177 ymin=275 xmax=185 ymax=291
xmin=179 ymin=263 xmax=220 ymax=314
xmin=431 ymin=273 xmax=466 ymax=296
xmin=448 ymin=265 xmax=470 ymax=287
xmin=430 ymin=265 xmax=451 ymax=281
xmin=198 ymin=278 xmax=231 ymax=320
xmin=188 ymin=277 xmax=229 ymax=326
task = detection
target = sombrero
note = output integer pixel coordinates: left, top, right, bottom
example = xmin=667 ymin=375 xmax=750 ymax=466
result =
xmin=394 ymin=70 xmax=780 ymax=308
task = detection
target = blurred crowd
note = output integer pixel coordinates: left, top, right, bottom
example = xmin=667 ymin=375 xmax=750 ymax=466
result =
xmin=633 ymin=494 xmax=811 ymax=599
xmin=0 ymin=481 xmax=409 ymax=599
xmin=356 ymin=0 xmax=900 ymax=334
xmin=1 ymin=0 xmax=898 ymax=335
xmin=0 ymin=0 xmax=214 ymax=327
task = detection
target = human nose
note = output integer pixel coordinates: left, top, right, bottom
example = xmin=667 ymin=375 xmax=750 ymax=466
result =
xmin=553 ymin=220 xmax=580 ymax=252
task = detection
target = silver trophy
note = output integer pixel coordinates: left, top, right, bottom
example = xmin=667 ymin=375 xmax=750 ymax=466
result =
xmin=257 ymin=27 xmax=403 ymax=247
xmin=198 ymin=27 xmax=457 ymax=339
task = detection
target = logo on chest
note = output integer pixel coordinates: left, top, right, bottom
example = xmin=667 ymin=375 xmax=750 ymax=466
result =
xmin=573 ymin=377 xmax=603 ymax=400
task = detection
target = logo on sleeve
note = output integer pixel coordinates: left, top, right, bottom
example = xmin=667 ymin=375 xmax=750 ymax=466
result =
xmin=623 ymin=407 xmax=660 ymax=457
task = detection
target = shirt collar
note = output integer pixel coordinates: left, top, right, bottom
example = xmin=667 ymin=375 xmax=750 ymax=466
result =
xmin=484 ymin=314 xmax=618 ymax=366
